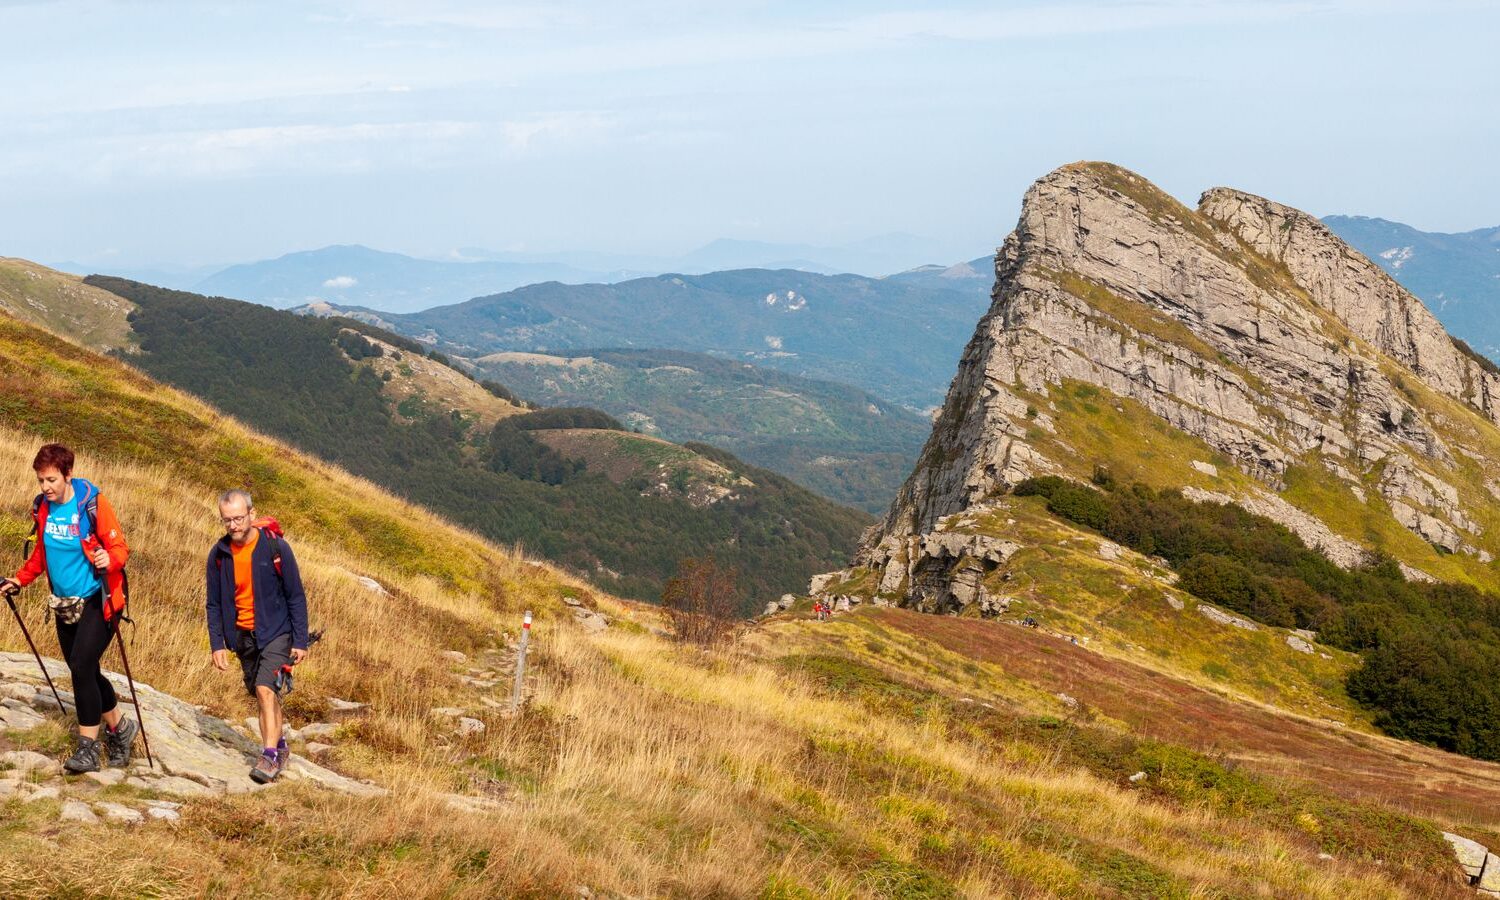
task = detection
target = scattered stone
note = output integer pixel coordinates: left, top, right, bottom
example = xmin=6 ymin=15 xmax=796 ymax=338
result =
xmin=145 ymin=806 xmax=181 ymax=822
xmin=457 ymin=717 xmax=486 ymax=736
xmin=574 ymin=610 xmax=609 ymax=633
xmin=562 ymin=596 xmax=582 ymax=607
xmin=83 ymin=769 xmax=126 ymax=787
xmin=1128 ymin=771 xmax=1147 ymax=783
xmin=355 ymin=576 xmax=388 ymax=596
xmin=1285 ymin=635 xmax=1314 ymax=654
xmin=60 ymin=800 xmax=99 ymax=823
xmin=1 ymin=750 xmax=61 ymax=777
xmin=328 ymin=697 xmax=367 ymax=712
xmin=0 ymin=682 xmax=36 ymax=701
xmin=1165 ymin=595 xmax=1185 ymax=611
xmin=778 ymin=594 xmax=796 ymax=610
xmin=299 ymin=722 xmax=338 ymax=740
xmin=439 ymin=650 xmax=468 ymax=663
xmin=763 ymin=601 xmax=780 ymax=617
xmin=1317 ymin=853 xmax=1334 ymax=861
xmin=1056 ymin=693 xmax=1079 ymax=709
xmin=1197 ymin=604 xmax=1258 ymax=631
xmin=0 ymin=702 xmax=46 ymax=730
xmin=458 ymin=675 xmax=500 ymax=688
xmin=152 ymin=775 xmax=216 ymax=798
xmin=1097 ymin=541 xmax=1121 ymax=561
xmin=144 ymin=799 xmax=181 ymax=810
xmin=1190 ymin=460 xmax=1219 ymax=477
xmin=23 ymin=785 xmax=60 ymax=803
xmin=442 ymin=792 xmax=507 ymax=813
xmin=95 ymin=801 xmax=144 ymax=825
xmin=304 ymin=742 xmax=334 ymax=756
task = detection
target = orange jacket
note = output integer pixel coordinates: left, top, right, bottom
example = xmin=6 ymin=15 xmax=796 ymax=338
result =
xmin=14 ymin=479 xmax=130 ymax=621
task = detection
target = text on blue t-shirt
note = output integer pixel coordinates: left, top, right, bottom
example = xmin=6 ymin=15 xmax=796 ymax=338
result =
xmin=42 ymin=492 xmax=101 ymax=599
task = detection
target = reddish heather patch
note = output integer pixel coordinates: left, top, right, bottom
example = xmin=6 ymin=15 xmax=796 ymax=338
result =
xmin=872 ymin=607 xmax=1500 ymax=827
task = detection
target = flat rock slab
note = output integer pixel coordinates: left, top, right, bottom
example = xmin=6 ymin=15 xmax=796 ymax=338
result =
xmin=0 ymin=652 xmax=382 ymax=798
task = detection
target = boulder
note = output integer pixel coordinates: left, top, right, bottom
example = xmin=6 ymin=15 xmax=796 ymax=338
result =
xmin=1285 ymin=635 xmax=1314 ymax=654
xmin=1443 ymin=832 xmax=1489 ymax=880
xmin=457 ymin=717 xmax=486 ymax=736
xmin=59 ymin=800 xmax=99 ymax=823
xmin=1481 ymin=853 xmax=1500 ymax=893
xmin=94 ymin=801 xmax=145 ymax=825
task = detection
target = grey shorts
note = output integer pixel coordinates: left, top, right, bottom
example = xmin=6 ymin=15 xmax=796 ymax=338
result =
xmin=235 ymin=630 xmax=293 ymax=696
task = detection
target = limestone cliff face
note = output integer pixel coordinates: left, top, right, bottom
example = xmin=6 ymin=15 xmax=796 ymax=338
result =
xmin=855 ymin=162 xmax=1499 ymax=607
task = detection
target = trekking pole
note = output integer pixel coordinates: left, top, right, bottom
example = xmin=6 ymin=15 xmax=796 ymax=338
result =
xmin=111 ymin=620 xmax=154 ymax=770
xmin=3 ymin=590 xmax=66 ymax=715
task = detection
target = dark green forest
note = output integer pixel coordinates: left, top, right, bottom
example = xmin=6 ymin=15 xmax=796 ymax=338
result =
xmin=89 ymin=276 xmax=869 ymax=607
xmin=1015 ymin=474 xmax=1500 ymax=763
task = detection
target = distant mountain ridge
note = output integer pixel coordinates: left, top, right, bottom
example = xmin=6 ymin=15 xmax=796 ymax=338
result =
xmin=1323 ymin=215 xmax=1500 ymax=359
xmin=190 ymin=244 xmax=612 ymax=314
xmin=305 ymin=266 xmax=994 ymax=409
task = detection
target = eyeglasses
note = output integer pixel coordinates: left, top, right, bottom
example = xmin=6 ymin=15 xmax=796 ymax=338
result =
xmin=221 ymin=514 xmax=252 ymax=527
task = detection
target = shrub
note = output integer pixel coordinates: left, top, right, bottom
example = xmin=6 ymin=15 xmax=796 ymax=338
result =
xmin=662 ymin=556 xmax=740 ymax=647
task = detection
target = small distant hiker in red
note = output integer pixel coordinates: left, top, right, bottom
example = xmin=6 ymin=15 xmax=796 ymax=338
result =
xmin=0 ymin=443 xmax=139 ymax=773
xmin=206 ymin=489 xmax=311 ymax=784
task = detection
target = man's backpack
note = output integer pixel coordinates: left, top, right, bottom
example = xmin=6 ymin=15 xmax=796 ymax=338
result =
xmin=215 ymin=515 xmax=288 ymax=581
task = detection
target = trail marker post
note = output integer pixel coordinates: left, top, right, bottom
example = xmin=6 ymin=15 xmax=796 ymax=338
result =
xmin=511 ymin=610 xmax=532 ymax=712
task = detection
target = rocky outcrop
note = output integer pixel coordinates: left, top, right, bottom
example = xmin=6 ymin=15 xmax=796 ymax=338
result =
xmin=1200 ymin=188 xmax=1500 ymax=421
xmin=860 ymin=162 xmax=1498 ymax=600
xmin=858 ymin=513 xmax=1021 ymax=615
xmin=1443 ymin=832 xmax=1500 ymax=896
xmin=0 ymin=652 xmax=381 ymax=798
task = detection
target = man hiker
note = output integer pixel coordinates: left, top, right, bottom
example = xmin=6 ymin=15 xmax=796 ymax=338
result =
xmin=206 ymin=489 xmax=310 ymax=783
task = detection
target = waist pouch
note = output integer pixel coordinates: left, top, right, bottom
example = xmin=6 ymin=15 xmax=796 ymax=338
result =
xmin=48 ymin=594 xmax=89 ymax=625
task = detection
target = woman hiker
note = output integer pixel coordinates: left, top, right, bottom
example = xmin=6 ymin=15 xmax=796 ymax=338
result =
xmin=0 ymin=443 xmax=138 ymax=772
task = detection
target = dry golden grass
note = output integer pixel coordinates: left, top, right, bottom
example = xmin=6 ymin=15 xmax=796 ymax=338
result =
xmin=0 ymin=304 xmax=1479 ymax=897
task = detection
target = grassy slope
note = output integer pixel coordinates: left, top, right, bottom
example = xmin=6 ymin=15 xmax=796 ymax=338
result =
xmin=472 ymin=347 xmax=930 ymax=512
xmin=0 ymin=306 xmax=1485 ymax=896
xmin=360 ymin=330 xmax=525 ymax=431
xmin=0 ymin=258 xmax=136 ymax=352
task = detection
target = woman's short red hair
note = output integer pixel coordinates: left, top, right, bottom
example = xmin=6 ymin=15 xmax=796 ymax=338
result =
xmin=32 ymin=443 xmax=74 ymax=477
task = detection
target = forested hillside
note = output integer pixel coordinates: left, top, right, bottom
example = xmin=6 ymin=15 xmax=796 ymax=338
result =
xmin=473 ymin=348 xmax=931 ymax=511
xmin=88 ymin=276 xmax=868 ymax=606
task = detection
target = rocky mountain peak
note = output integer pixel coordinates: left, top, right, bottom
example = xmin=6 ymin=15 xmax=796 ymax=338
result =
xmin=854 ymin=162 xmax=1500 ymax=610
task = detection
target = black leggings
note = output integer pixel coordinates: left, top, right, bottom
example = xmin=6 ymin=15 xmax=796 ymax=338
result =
xmin=55 ymin=592 xmax=118 ymax=728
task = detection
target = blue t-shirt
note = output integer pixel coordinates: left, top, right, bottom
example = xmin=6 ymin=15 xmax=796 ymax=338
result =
xmin=42 ymin=492 xmax=101 ymax=599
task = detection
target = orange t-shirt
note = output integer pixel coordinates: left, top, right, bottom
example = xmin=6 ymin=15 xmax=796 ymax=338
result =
xmin=231 ymin=529 xmax=260 ymax=631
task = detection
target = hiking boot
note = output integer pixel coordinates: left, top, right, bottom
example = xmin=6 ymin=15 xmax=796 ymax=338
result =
xmin=249 ymin=750 xmax=283 ymax=784
xmin=275 ymin=738 xmax=289 ymax=770
xmin=63 ymin=736 xmax=101 ymax=774
xmin=105 ymin=717 xmax=138 ymax=767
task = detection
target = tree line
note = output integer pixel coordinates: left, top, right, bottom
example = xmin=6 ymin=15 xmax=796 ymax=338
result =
xmin=1016 ymin=473 xmax=1500 ymax=763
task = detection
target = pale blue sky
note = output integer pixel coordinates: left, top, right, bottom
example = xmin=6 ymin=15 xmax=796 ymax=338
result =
xmin=1 ymin=0 xmax=1495 ymax=268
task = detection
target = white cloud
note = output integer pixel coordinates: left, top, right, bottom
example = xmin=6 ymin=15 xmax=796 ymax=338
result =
xmin=323 ymin=275 xmax=358 ymax=289
xmin=501 ymin=111 xmax=612 ymax=151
